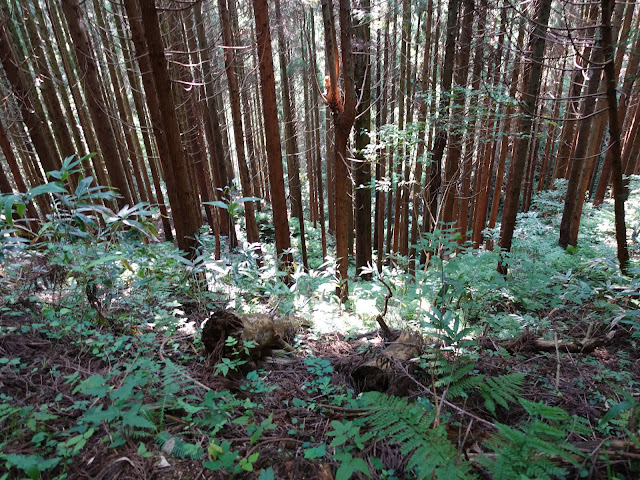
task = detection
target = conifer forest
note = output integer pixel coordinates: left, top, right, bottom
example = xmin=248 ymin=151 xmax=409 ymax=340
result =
xmin=3 ymin=0 xmax=640 ymax=478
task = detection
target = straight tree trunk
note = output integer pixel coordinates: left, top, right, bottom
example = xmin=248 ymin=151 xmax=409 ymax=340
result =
xmin=135 ymin=0 xmax=202 ymax=254
xmin=252 ymin=0 xmax=293 ymax=272
xmin=428 ymin=0 xmax=459 ymax=232
xmin=498 ymin=0 xmax=552 ymax=274
xmin=307 ymin=8 xmax=329 ymax=260
xmin=274 ymin=0 xmax=308 ymax=270
xmin=374 ymin=26 xmax=387 ymax=272
xmin=559 ymin=44 xmax=603 ymax=248
xmin=18 ymin=2 xmax=76 ymax=164
xmin=193 ymin=3 xmax=236 ymax=246
xmin=442 ymin=0 xmax=473 ymax=228
xmin=0 ymin=117 xmax=40 ymax=221
xmin=486 ymin=16 xmax=525 ymax=249
xmin=354 ymin=0 xmax=372 ymax=279
xmin=0 ymin=13 xmax=58 ymax=176
xmin=218 ymin=0 xmax=261 ymax=247
xmin=322 ymin=0 xmax=357 ymax=301
xmin=409 ymin=0 xmax=434 ymax=271
xmin=600 ymin=0 xmax=629 ymax=274
xmin=61 ymin=0 xmax=132 ymax=208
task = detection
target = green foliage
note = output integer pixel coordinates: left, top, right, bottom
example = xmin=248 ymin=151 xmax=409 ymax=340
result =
xmin=155 ymin=431 xmax=204 ymax=459
xmin=478 ymin=373 xmax=526 ymax=415
xmin=355 ymin=392 xmax=473 ymax=479
xmin=479 ymin=399 xmax=590 ymax=480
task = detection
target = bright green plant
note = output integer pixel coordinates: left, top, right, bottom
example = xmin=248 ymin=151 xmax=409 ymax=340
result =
xmin=478 ymin=399 xmax=589 ymax=480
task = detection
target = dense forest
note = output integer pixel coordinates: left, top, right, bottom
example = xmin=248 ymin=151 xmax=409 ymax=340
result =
xmin=1 ymin=0 xmax=640 ymax=478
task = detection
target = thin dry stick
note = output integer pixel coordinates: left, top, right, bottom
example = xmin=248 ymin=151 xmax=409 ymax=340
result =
xmin=555 ymin=331 xmax=561 ymax=391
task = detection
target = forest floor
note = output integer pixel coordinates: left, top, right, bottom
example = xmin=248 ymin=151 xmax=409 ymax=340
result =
xmin=1 ymin=292 xmax=639 ymax=479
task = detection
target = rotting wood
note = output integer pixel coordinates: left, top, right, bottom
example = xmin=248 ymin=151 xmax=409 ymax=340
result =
xmin=201 ymin=310 xmax=297 ymax=362
xmin=478 ymin=334 xmax=603 ymax=354
xmin=352 ymin=330 xmax=424 ymax=392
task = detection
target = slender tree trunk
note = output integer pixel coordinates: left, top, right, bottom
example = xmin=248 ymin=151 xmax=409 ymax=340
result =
xmin=487 ymin=16 xmax=525 ymax=249
xmin=601 ymin=0 xmax=629 ymax=274
xmin=194 ymin=3 xmax=236 ymax=246
xmin=559 ymin=43 xmax=603 ymax=248
xmin=0 ymin=118 xmax=40 ymax=221
xmin=136 ymin=0 xmax=202 ymax=254
xmin=409 ymin=0 xmax=433 ymax=271
xmin=274 ymin=0 xmax=308 ymax=270
xmin=252 ymin=0 xmax=293 ymax=272
xmin=442 ymin=0 xmax=472 ymax=229
xmin=374 ymin=26 xmax=387 ymax=272
xmin=498 ymin=0 xmax=552 ymax=274
xmin=0 ymin=14 xmax=58 ymax=176
xmin=218 ymin=0 xmax=261 ymax=247
xmin=306 ymin=8 xmax=328 ymax=259
xmin=322 ymin=0 xmax=357 ymax=301
xmin=17 ymin=2 xmax=75 ymax=165
xmin=46 ymin=0 xmax=106 ymax=185
xmin=354 ymin=0 xmax=372 ymax=279
xmin=428 ymin=0 xmax=459 ymax=233
xmin=61 ymin=0 xmax=133 ymax=208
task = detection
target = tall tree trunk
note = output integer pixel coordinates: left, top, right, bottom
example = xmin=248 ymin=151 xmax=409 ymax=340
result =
xmin=135 ymin=0 xmax=202 ymax=254
xmin=0 ymin=13 xmax=58 ymax=176
xmin=409 ymin=0 xmax=434 ymax=271
xmin=374 ymin=25 xmax=387 ymax=272
xmin=600 ymin=0 xmax=629 ymax=275
xmin=486 ymin=15 xmax=525 ymax=249
xmin=354 ymin=0 xmax=372 ymax=279
xmin=17 ymin=2 xmax=76 ymax=166
xmin=274 ymin=0 xmax=308 ymax=270
xmin=61 ymin=0 xmax=133 ymax=208
xmin=442 ymin=0 xmax=473 ymax=229
xmin=46 ymin=0 xmax=106 ymax=185
xmin=252 ymin=0 xmax=293 ymax=272
xmin=497 ymin=0 xmax=552 ymax=274
xmin=391 ymin=0 xmax=411 ymax=257
xmin=218 ymin=0 xmax=261 ymax=247
xmin=593 ymin=9 xmax=640 ymax=204
xmin=559 ymin=43 xmax=603 ymax=248
xmin=428 ymin=0 xmax=459 ymax=232
xmin=193 ymin=3 xmax=236 ymax=246
xmin=322 ymin=0 xmax=357 ymax=301
xmin=307 ymin=8 xmax=329 ymax=260
xmin=0 ymin=117 xmax=40 ymax=221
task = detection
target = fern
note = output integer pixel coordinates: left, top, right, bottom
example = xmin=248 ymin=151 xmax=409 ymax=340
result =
xmin=478 ymin=373 xmax=525 ymax=415
xmin=478 ymin=399 xmax=587 ymax=480
xmin=421 ymin=352 xmax=524 ymax=411
xmin=155 ymin=431 xmax=204 ymax=459
xmin=356 ymin=392 xmax=472 ymax=479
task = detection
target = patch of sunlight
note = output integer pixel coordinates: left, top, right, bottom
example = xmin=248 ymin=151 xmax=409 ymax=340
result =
xmin=309 ymin=300 xmax=362 ymax=335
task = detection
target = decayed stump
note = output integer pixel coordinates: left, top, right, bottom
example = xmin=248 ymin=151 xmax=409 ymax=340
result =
xmin=201 ymin=310 xmax=297 ymax=362
xmin=352 ymin=330 xmax=424 ymax=392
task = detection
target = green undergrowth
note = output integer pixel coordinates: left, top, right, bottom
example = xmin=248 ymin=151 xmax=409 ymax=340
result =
xmin=1 ymin=160 xmax=639 ymax=478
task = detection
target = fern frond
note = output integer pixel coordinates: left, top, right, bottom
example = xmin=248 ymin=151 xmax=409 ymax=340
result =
xmin=478 ymin=373 xmax=525 ymax=414
xmin=356 ymin=392 xmax=470 ymax=479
